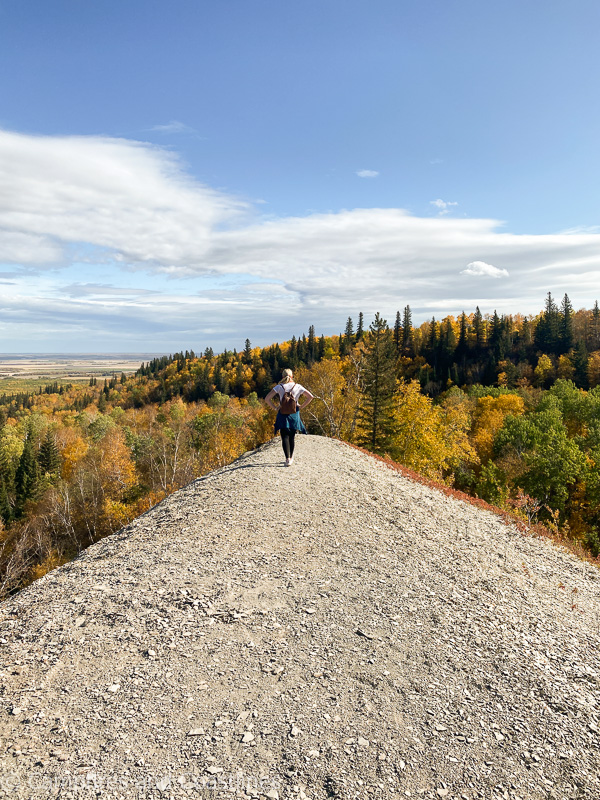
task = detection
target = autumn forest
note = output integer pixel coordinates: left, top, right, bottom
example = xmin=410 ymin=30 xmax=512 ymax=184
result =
xmin=1 ymin=292 xmax=600 ymax=597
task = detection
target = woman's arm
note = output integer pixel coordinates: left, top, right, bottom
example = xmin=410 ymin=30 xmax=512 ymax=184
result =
xmin=298 ymin=389 xmax=314 ymax=409
xmin=264 ymin=388 xmax=279 ymax=412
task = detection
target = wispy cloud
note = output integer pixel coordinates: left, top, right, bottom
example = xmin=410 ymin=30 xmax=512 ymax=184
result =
xmin=61 ymin=283 xmax=161 ymax=298
xmin=429 ymin=158 xmax=443 ymax=165
xmin=430 ymin=198 xmax=458 ymax=215
xmin=461 ymin=261 xmax=509 ymax=278
xmin=356 ymin=169 xmax=379 ymax=178
xmin=150 ymin=120 xmax=196 ymax=134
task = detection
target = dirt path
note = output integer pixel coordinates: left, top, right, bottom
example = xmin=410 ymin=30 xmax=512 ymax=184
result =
xmin=1 ymin=435 xmax=599 ymax=799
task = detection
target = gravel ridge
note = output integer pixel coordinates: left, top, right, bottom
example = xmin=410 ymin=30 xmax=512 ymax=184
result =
xmin=1 ymin=434 xmax=599 ymax=800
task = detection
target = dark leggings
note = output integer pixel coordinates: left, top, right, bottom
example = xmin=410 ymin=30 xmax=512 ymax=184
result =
xmin=280 ymin=429 xmax=296 ymax=459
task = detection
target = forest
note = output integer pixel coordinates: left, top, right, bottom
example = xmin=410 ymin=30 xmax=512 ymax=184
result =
xmin=1 ymin=291 xmax=599 ymax=597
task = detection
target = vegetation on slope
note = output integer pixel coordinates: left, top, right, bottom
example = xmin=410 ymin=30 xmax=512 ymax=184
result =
xmin=1 ymin=292 xmax=599 ymax=596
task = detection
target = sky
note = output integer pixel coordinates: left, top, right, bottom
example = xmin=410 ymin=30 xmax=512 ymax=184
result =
xmin=1 ymin=0 xmax=599 ymax=354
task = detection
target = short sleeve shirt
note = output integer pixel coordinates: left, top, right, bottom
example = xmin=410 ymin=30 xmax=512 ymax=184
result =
xmin=273 ymin=382 xmax=306 ymax=402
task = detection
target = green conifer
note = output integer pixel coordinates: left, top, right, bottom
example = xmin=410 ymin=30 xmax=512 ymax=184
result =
xmin=357 ymin=313 xmax=398 ymax=454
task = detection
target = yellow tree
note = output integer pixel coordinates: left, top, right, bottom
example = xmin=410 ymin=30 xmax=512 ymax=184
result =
xmin=471 ymin=394 xmax=525 ymax=463
xmin=391 ymin=381 xmax=477 ymax=482
xmin=588 ymin=351 xmax=600 ymax=387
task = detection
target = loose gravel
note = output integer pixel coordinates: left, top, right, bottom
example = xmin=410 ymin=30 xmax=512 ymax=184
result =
xmin=1 ymin=435 xmax=599 ymax=800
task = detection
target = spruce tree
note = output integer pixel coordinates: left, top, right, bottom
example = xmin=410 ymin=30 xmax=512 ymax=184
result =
xmin=590 ymin=301 xmax=600 ymax=351
xmin=39 ymin=429 xmax=60 ymax=476
xmin=243 ymin=339 xmax=252 ymax=363
xmin=394 ymin=311 xmax=402 ymax=351
xmin=307 ymin=325 xmax=316 ymax=361
xmin=344 ymin=316 xmax=354 ymax=342
xmin=572 ymin=340 xmax=589 ymax=388
xmin=341 ymin=317 xmax=354 ymax=356
xmin=318 ymin=335 xmax=326 ymax=359
xmin=473 ymin=306 xmax=485 ymax=351
xmin=489 ymin=310 xmax=502 ymax=358
xmin=15 ymin=432 xmax=40 ymax=514
xmin=357 ymin=313 xmax=398 ymax=454
xmin=401 ymin=305 xmax=413 ymax=355
xmin=456 ymin=312 xmax=469 ymax=359
xmin=535 ymin=292 xmax=560 ymax=354
xmin=356 ymin=312 xmax=364 ymax=341
xmin=0 ymin=477 xmax=12 ymax=525
xmin=559 ymin=293 xmax=574 ymax=354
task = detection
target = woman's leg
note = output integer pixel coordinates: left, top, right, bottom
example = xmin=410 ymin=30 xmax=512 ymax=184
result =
xmin=281 ymin=430 xmax=292 ymax=459
xmin=288 ymin=430 xmax=296 ymax=458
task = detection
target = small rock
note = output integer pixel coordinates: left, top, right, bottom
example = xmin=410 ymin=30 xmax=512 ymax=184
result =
xmin=358 ymin=737 xmax=370 ymax=747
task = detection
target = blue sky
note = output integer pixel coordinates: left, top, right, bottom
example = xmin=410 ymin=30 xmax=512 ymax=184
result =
xmin=1 ymin=0 xmax=599 ymax=353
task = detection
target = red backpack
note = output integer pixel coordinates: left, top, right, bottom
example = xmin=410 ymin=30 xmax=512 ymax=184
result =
xmin=279 ymin=383 xmax=297 ymax=414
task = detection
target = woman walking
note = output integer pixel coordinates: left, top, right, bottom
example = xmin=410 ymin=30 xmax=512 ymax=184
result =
xmin=265 ymin=368 xmax=314 ymax=466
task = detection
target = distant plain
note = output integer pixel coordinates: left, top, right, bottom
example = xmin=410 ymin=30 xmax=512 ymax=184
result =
xmin=0 ymin=354 xmax=159 ymax=394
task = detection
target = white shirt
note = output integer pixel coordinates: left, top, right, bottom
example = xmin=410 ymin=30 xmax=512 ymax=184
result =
xmin=273 ymin=382 xmax=306 ymax=401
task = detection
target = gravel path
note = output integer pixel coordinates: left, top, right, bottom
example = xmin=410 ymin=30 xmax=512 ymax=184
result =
xmin=1 ymin=435 xmax=599 ymax=800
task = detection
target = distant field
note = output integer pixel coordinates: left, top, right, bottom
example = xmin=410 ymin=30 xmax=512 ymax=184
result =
xmin=0 ymin=354 xmax=159 ymax=395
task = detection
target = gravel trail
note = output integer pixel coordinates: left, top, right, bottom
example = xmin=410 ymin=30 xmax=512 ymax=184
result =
xmin=1 ymin=435 xmax=599 ymax=800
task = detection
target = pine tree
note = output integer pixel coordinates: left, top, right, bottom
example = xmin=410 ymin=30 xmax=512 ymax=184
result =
xmin=357 ymin=313 xmax=398 ymax=454
xmin=243 ymin=339 xmax=252 ymax=363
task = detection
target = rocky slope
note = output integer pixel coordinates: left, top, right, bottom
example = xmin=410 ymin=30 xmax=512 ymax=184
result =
xmin=1 ymin=435 xmax=599 ymax=800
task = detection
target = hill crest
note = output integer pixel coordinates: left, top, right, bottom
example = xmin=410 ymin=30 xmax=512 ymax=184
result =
xmin=1 ymin=435 xmax=599 ymax=799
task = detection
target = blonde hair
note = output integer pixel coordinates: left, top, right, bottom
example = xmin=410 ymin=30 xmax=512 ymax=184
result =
xmin=281 ymin=368 xmax=294 ymax=383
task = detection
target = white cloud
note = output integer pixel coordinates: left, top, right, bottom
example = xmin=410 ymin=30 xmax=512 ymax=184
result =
xmin=461 ymin=261 xmax=509 ymax=278
xmin=0 ymin=129 xmax=248 ymax=269
xmin=430 ymin=198 xmax=458 ymax=215
xmin=1 ymin=129 xmax=600 ymax=350
xmin=356 ymin=169 xmax=379 ymax=178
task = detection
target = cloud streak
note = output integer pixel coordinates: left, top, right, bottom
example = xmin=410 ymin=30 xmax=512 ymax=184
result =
xmin=356 ymin=169 xmax=379 ymax=178
xmin=1 ymin=129 xmax=600 ymax=350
